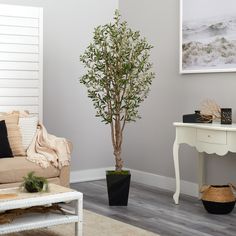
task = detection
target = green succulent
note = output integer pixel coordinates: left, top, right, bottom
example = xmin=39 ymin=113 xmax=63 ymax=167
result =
xmin=22 ymin=172 xmax=49 ymax=193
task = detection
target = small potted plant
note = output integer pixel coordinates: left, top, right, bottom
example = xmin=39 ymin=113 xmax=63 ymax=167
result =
xmin=22 ymin=172 xmax=48 ymax=193
xmin=80 ymin=11 xmax=155 ymax=206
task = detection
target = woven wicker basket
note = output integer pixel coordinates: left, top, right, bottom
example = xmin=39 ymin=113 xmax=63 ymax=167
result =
xmin=200 ymin=184 xmax=236 ymax=214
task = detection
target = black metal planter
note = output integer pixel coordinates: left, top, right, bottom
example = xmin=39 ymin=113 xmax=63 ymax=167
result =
xmin=106 ymin=171 xmax=131 ymax=206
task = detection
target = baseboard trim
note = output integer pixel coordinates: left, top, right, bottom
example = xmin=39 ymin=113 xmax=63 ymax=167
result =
xmin=130 ymin=169 xmax=198 ymax=197
xmin=70 ymin=167 xmax=113 ymax=183
xmin=70 ymin=167 xmax=198 ymax=197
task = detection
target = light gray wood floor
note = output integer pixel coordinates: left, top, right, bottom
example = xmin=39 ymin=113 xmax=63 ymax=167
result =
xmin=72 ymin=180 xmax=236 ymax=236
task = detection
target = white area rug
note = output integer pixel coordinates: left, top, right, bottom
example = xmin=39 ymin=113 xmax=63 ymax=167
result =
xmin=6 ymin=210 xmax=159 ymax=236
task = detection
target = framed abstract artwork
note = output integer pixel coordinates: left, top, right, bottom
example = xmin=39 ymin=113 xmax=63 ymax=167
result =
xmin=180 ymin=0 xmax=236 ymax=74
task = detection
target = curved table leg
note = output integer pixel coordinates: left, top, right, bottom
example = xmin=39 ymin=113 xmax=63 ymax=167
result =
xmin=173 ymin=140 xmax=180 ymax=204
xmin=198 ymin=152 xmax=205 ymax=199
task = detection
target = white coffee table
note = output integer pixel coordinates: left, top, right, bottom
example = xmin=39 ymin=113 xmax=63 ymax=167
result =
xmin=0 ymin=184 xmax=83 ymax=236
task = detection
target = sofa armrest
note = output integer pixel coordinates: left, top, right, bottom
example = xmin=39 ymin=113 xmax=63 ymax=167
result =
xmin=59 ymin=165 xmax=70 ymax=187
xmin=59 ymin=139 xmax=72 ymax=187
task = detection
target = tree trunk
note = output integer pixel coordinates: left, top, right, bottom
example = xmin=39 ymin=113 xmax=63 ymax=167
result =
xmin=113 ymin=117 xmax=124 ymax=171
xmin=114 ymin=149 xmax=123 ymax=171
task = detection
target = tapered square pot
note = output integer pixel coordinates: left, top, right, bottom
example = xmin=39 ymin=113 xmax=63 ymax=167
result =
xmin=106 ymin=170 xmax=131 ymax=206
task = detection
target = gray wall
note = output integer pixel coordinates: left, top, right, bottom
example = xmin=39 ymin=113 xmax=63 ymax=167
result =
xmin=0 ymin=0 xmax=118 ymax=171
xmin=120 ymin=0 xmax=236 ymax=184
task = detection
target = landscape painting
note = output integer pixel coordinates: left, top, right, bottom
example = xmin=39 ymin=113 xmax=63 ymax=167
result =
xmin=180 ymin=0 xmax=236 ymax=73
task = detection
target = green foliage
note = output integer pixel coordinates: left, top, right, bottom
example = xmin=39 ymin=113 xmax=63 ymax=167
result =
xmin=107 ymin=170 xmax=130 ymax=175
xmin=80 ymin=10 xmax=155 ymax=124
xmin=22 ymin=172 xmax=49 ymax=193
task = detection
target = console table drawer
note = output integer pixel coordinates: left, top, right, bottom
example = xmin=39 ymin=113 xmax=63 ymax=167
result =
xmin=197 ymin=129 xmax=227 ymax=144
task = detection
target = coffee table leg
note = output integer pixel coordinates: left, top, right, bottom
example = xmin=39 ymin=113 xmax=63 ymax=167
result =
xmin=75 ymin=196 xmax=83 ymax=236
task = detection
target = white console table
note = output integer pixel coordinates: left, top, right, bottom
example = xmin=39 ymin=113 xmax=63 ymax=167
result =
xmin=173 ymin=122 xmax=236 ymax=204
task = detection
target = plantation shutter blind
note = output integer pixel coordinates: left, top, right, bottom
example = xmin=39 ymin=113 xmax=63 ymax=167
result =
xmin=0 ymin=4 xmax=43 ymax=120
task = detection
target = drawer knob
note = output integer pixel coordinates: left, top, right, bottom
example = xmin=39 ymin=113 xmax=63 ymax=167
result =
xmin=208 ymin=135 xmax=211 ymax=138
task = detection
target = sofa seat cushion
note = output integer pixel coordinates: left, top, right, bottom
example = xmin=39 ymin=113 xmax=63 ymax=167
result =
xmin=0 ymin=156 xmax=60 ymax=184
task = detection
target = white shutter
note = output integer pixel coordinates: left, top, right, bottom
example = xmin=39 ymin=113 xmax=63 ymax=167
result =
xmin=0 ymin=4 xmax=43 ymax=120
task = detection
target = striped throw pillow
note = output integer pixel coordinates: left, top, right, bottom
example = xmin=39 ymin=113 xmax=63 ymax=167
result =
xmin=19 ymin=116 xmax=38 ymax=151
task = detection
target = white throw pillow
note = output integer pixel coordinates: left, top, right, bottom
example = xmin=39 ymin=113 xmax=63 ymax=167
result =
xmin=19 ymin=116 xmax=38 ymax=151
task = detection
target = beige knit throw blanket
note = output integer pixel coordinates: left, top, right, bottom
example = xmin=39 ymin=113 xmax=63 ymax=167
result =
xmin=27 ymin=123 xmax=71 ymax=169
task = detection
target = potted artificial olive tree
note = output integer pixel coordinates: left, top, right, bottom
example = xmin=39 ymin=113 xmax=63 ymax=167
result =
xmin=80 ymin=11 xmax=155 ymax=206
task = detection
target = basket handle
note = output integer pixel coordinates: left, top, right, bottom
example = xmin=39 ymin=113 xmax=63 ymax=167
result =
xmin=200 ymin=185 xmax=210 ymax=193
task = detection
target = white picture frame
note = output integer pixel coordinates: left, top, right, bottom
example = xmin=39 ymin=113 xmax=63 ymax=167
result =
xmin=180 ymin=0 xmax=236 ymax=74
